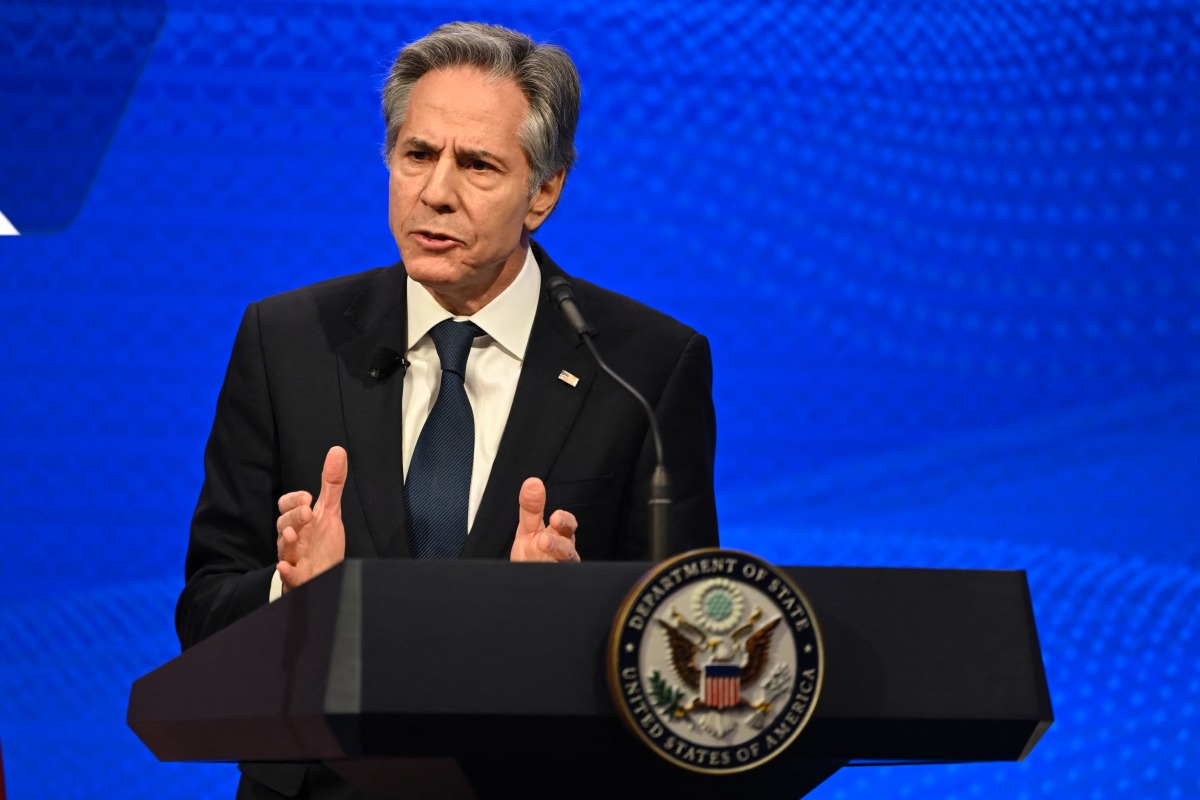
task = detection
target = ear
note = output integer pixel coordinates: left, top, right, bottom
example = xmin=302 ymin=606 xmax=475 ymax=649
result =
xmin=524 ymin=168 xmax=567 ymax=232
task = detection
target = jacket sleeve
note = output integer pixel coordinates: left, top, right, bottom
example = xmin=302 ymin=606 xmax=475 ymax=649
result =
xmin=175 ymin=302 xmax=282 ymax=650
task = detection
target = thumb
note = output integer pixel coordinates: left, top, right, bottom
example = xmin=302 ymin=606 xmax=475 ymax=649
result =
xmin=317 ymin=445 xmax=349 ymax=513
xmin=516 ymin=477 xmax=547 ymax=537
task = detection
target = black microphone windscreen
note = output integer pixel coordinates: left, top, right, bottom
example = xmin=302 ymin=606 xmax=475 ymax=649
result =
xmin=544 ymin=275 xmax=591 ymax=337
xmin=368 ymin=344 xmax=405 ymax=380
xmin=545 ymin=275 xmax=573 ymax=306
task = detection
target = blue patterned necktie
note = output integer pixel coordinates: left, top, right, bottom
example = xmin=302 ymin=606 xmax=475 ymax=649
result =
xmin=405 ymin=319 xmax=485 ymax=559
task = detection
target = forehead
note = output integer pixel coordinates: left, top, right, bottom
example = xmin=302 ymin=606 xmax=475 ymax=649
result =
xmin=401 ymin=66 xmax=528 ymax=154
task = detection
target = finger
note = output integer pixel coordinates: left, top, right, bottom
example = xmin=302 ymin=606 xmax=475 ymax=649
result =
xmin=547 ymin=509 xmax=578 ymax=539
xmin=276 ymin=504 xmax=313 ymax=537
xmin=536 ymin=530 xmax=579 ymax=562
xmin=316 ymin=446 xmax=349 ymax=514
xmin=277 ymin=560 xmax=306 ymax=593
xmin=516 ymin=477 xmax=547 ymax=537
xmin=277 ymin=490 xmax=313 ymax=515
xmin=277 ymin=526 xmax=301 ymax=563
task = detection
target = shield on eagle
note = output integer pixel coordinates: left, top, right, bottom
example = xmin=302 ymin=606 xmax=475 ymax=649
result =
xmin=701 ymin=663 xmax=741 ymax=709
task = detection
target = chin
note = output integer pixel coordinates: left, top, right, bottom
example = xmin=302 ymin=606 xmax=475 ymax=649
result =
xmin=399 ymin=249 xmax=463 ymax=281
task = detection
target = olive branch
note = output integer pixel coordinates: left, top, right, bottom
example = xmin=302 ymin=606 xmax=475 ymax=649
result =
xmin=648 ymin=670 xmax=686 ymax=715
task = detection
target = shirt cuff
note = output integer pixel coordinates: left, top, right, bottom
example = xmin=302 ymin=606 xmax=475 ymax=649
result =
xmin=269 ymin=568 xmax=283 ymax=602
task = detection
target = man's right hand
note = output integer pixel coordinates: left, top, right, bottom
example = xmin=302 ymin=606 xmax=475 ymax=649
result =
xmin=510 ymin=477 xmax=580 ymax=563
xmin=276 ymin=446 xmax=348 ymax=594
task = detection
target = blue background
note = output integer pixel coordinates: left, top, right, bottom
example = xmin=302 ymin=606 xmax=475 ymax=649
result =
xmin=2 ymin=0 xmax=1198 ymax=797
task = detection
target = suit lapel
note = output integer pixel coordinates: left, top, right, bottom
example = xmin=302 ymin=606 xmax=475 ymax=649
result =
xmin=337 ymin=266 xmax=412 ymax=558
xmin=462 ymin=245 xmax=597 ymax=559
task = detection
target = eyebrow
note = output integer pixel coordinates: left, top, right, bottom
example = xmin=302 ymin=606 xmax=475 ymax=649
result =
xmin=403 ymin=137 xmax=437 ymax=152
xmin=461 ymin=147 xmax=502 ymax=164
xmin=403 ymin=137 xmax=505 ymax=166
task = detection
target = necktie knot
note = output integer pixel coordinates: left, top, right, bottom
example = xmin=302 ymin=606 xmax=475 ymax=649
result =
xmin=429 ymin=319 xmax=484 ymax=379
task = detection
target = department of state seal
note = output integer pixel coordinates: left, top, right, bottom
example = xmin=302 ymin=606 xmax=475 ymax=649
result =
xmin=607 ymin=549 xmax=823 ymax=774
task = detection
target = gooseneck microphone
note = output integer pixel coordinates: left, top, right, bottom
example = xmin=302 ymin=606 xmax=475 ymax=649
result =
xmin=367 ymin=344 xmax=409 ymax=380
xmin=545 ymin=275 xmax=672 ymax=563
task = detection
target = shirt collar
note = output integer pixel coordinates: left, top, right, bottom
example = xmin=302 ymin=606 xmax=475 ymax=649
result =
xmin=406 ymin=246 xmax=541 ymax=361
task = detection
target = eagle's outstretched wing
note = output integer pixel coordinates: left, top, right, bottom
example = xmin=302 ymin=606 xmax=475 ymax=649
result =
xmin=655 ymin=619 xmax=702 ymax=689
xmin=740 ymin=617 xmax=781 ymax=686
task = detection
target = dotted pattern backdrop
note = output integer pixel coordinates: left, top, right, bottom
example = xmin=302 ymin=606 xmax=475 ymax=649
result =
xmin=1 ymin=1 xmax=1197 ymax=797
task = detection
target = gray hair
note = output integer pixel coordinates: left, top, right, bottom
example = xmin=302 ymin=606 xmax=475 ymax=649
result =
xmin=381 ymin=22 xmax=580 ymax=193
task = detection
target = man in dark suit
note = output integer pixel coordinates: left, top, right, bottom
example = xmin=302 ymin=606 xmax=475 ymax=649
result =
xmin=176 ymin=21 xmax=718 ymax=798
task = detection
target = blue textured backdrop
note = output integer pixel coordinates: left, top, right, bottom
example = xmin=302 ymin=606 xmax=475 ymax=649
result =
xmin=1 ymin=0 xmax=1197 ymax=797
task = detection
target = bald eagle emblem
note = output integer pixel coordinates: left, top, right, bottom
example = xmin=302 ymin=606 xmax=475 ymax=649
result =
xmin=649 ymin=579 xmax=792 ymax=732
xmin=659 ymin=608 xmax=781 ymax=711
xmin=609 ymin=549 xmax=823 ymax=773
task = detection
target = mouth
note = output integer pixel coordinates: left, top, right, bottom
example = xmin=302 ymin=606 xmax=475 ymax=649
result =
xmin=411 ymin=229 xmax=463 ymax=246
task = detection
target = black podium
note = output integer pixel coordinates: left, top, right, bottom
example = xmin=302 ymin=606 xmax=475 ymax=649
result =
xmin=128 ymin=560 xmax=1052 ymax=799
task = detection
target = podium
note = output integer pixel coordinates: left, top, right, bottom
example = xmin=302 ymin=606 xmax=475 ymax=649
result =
xmin=128 ymin=560 xmax=1052 ymax=799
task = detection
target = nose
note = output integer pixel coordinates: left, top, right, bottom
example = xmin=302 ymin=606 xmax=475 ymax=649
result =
xmin=419 ymin=156 xmax=458 ymax=213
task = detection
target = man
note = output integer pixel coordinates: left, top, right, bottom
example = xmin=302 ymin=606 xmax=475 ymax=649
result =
xmin=176 ymin=21 xmax=718 ymax=798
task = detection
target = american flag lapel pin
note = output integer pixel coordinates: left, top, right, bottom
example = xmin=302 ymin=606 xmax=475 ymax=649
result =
xmin=557 ymin=370 xmax=580 ymax=388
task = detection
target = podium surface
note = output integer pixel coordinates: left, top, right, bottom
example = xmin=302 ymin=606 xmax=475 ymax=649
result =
xmin=129 ymin=560 xmax=1052 ymax=797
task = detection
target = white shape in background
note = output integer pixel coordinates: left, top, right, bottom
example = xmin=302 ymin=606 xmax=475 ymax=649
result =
xmin=0 ymin=210 xmax=19 ymax=235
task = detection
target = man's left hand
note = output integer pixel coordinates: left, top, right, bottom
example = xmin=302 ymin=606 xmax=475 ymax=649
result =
xmin=510 ymin=477 xmax=580 ymax=562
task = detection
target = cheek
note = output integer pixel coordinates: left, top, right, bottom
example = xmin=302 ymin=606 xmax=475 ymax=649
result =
xmin=388 ymin=174 xmax=417 ymax=210
xmin=497 ymin=191 xmax=534 ymax=230
xmin=387 ymin=177 xmax=400 ymax=211
xmin=387 ymin=187 xmax=403 ymax=234
xmin=482 ymin=200 xmax=527 ymax=246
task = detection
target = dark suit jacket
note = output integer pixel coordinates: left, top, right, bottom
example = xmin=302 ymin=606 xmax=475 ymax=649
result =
xmin=175 ymin=242 xmax=719 ymax=795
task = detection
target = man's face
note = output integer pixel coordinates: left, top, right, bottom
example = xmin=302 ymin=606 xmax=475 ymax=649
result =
xmin=388 ymin=66 xmax=564 ymax=315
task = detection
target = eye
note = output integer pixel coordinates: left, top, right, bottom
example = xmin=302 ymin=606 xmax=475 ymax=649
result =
xmin=469 ymin=159 xmax=494 ymax=171
xmin=408 ymin=150 xmax=429 ymax=161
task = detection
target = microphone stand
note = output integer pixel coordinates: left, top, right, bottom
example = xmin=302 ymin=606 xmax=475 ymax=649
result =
xmin=547 ymin=277 xmax=671 ymax=562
